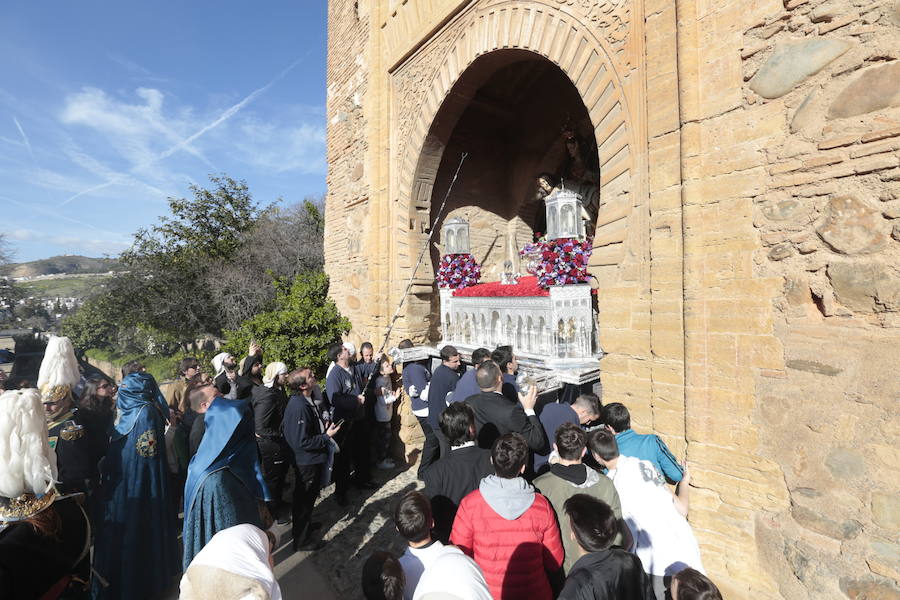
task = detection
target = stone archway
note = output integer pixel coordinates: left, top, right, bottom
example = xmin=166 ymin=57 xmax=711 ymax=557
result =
xmin=390 ymin=0 xmax=643 ymax=339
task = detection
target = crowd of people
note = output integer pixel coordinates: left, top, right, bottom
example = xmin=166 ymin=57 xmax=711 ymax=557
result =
xmin=366 ymin=343 xmax=722 ymax=600
xmin=0 ymin=335 xmax=724 ymax=600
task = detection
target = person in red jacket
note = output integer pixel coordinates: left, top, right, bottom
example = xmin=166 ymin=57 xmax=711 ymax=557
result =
xmin=450 ymin=432 xmax=564 ymax=599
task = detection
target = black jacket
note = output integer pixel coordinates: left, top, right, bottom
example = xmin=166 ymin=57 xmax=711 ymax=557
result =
xmin=48 ymin=411 xmax=93 ymax=494
xmin=422 ymin=444 xmax=493 ymax=542
xmin=282 ymin=394 xmax=330 ymax=466
xmin=189 ymin=413 xmax=206 ymax=458
xmin=427 ymin=364 xmax=460 ymax=429
xmin=558 ymin=549 xmax=653 ymax=600
xmin=251 ymin=384 xmax=288 ymax=440
xmin=234 ymin=354 xmax=261 ymax=400
xmin=0 ymin=496 xmax=90 ymax=599
xmin=465 ymin=391 xmax=548 ymax=454
xmin=213 ymin=371 xmax=233 ymax=397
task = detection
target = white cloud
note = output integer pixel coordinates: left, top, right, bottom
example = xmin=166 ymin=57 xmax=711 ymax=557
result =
xmin=49 ymin=56 xmax=324 ymax=208
xmin=4 ymin=227 xmax=130 ymax=256
xmin=60 ymin=86 xmax=213 ymax=173
xmin=7 ymin=229 xmax=37 ymax=241
xmin=234 ymin=120 xmax=326 ymax=174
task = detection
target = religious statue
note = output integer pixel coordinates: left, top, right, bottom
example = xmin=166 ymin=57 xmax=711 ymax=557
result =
xmin=558 ymin=123 xmax=600 ymax=236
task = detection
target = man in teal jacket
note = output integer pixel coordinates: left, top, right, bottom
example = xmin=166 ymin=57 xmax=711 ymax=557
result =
xmin=600 ymin=402 xmax=684 ymax=483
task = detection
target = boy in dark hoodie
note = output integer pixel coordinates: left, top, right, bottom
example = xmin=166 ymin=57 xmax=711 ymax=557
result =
xmin=450 ymin=432 xmax=564 ymax=600
xmin=558 ymin=494 xmax=653 ymax=600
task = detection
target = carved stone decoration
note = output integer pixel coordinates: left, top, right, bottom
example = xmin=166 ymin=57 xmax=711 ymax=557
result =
xmin=552 ymin=0 xmax=632 ymax=56
xmin=390 ymin=0 xmax=639 ymax=291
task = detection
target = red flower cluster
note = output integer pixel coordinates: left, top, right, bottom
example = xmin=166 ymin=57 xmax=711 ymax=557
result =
xmin=520 ymin=237 xmax=593 ymax=288
xmin=453 ymin=276 xmax=549 ymax=297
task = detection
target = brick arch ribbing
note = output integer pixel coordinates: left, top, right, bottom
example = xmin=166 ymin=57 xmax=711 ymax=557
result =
xmin=394 ymin=1 xmax=636 ymax=283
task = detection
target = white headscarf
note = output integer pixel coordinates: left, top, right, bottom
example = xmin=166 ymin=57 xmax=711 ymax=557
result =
xmin=0 ymin=388 xmax=58 ymax=500
xmin=263 ymin=362 xmax=288 ymax=388
xmin=211 ymin=352 xmax=232 ymax=378
xmin=183 ymin=524 xmax=282 ymax=600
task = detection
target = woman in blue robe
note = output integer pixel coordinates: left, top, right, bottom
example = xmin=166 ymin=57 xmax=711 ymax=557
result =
xmin=92 ymin=371 xmax=179 ymax=600
xmin=182 ymin=394 xmax=271 ymax=568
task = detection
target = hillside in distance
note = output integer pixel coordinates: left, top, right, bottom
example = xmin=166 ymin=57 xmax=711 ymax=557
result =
xmin=1 ymin=255 xmax=122 ymax=278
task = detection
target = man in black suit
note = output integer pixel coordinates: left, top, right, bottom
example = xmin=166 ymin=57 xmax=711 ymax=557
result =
xmin=283 ymin=368 xmax=341 ymax=551
xmin=422 ymin=402 xmax=493 ymax=542
xmin=422 ymin=344 xmax=461 ymax=470
xmin=464 ymin=360 xmax=547 ymax=454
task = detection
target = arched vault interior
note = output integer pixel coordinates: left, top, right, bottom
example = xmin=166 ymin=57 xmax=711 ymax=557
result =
xmin=414 ymin=51 xmax=598 ymax=304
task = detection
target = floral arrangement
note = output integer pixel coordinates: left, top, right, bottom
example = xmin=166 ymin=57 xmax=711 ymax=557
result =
xmin=519 ymin=236 xmax=593 ymax=288
xmin=453 ymin=276 xmax=549 ymax=297
xmin=436 ymin=253 xmax=481 ymax=289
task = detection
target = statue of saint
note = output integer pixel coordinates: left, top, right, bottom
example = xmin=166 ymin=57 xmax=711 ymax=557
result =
xmin=559 ymin=128 xmax=600 ymax=236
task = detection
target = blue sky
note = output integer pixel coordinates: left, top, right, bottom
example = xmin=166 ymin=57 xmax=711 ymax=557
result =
xmin=1 ymin=2 xmax=328 ymax=262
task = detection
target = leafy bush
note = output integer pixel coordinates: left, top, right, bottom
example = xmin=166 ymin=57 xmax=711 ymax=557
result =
xmin=84 ymin=348 xmax=217 ymax=383
xmin=222 ymin=272 xmax=350 ymax=378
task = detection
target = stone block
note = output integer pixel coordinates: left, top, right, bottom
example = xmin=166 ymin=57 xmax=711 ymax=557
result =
xmin=861 ymin=126 xmax=900 ymax=144
xmin=749 ymin=38 xmax=851 ymax=99
xmin=818 ymin=134 xmax=859 ymax=150
xmin=818 ymin=13 xmax=858 ymax=34
xmin=810 ymin=1 xmax=841 ymax=22
xmin=828 ymin=262 xmax=900 ymax=313
xmin=768 ymin=243 xmax=794 ymax=261
xmin=839 ymin=577 xmax=900 ymax=600
xmin=817 ymin=196 xmax=888 ymax=255
xmin=791 ymin=504 xmax=862 ymax=540
xmin=824 ymin=447 xmax=866 ymax=479
xmin=828 ymin=62 xmax=900 ymax=119
xmin=872 ymin=492 xmax=900 ymax=531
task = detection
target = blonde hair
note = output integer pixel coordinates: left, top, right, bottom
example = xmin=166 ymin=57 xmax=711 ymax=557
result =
xmin=0 ymin=388 xmax=58 ymax=498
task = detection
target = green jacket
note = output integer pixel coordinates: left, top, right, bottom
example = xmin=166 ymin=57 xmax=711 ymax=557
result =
xmin=534 ymin=463 xmax=625 ymax=573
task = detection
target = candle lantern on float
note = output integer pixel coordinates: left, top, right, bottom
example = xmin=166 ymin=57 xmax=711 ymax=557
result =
xmin=443 ymin=216 xmax=470 ymax=254
xmin=545 ymin=188 xmax=586 ymax=241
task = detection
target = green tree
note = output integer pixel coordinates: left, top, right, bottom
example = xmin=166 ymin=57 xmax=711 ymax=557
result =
xmin=118 ymin=174 xmax=267 ymax=339
xmin=0 ymin=234 xmax=22 ymax=324
xmin=222 ymin=272 xmax=351 ymax=377
xmin=207 ymin=195 xmax=326 ymax=330
xmin=60 ymin=294 xmax=122 ymax=352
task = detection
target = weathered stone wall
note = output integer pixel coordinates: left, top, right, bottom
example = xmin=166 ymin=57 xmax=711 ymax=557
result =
xmin=738 ymin=1 xmax=900 ymax=597
xmin=324 ymin=0 xmax=900 ymax=597
xmin=324 ymin=0 xmax=375 ymax=347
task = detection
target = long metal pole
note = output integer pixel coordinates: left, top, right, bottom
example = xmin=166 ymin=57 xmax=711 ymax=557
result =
xmin=362 ymin=152 xmax=468 ymax=387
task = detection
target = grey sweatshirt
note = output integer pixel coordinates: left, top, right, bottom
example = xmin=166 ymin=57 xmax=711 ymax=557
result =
xmin=478 ymin=475 xmax=536 ymax=520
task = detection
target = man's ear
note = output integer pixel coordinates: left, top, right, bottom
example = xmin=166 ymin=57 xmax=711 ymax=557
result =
xmin=519 ymin=463 xmax=526 ymax=474
xmin=580 ymin=447 xmax=587 ymax=459
xmin=552 ymin=442 xmax=558 ymax=454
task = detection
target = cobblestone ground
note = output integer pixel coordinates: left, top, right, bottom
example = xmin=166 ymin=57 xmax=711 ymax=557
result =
xmin=306 ymin=463 xmax=423 ymax=599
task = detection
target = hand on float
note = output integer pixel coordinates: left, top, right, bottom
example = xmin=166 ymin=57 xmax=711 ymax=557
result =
xmin=518 ymin=386 xmax=537 ymax=411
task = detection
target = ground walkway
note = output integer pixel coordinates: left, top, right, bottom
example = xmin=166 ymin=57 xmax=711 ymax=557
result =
xmin=165 ymin=463 xmax=421 ymax=599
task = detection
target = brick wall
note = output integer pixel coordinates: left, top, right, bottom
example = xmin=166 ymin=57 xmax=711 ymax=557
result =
xmin=324 ymin=0 xmax=900 ymax=597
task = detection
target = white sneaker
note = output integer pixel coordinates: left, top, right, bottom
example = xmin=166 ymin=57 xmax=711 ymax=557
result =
xmin=377 ymin=459 xmax=396 ymax=470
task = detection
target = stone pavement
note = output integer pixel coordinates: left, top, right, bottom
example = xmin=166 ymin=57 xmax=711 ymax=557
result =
xmin=307 ymin=464 xmax=422 ymax=599
xmin=164 ymin=463 xmax=421 ymax=599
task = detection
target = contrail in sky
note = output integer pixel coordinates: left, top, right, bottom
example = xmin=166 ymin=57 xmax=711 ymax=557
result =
xmin=13 ymin=117 xmax=35 ymax=160
xmin=156 ymin=53 xmax=309 ymax=161
xmin=2 ymin=194 xmax=128 ymax=239
xmin=61 ymin=53 xmax=309 ymax=207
